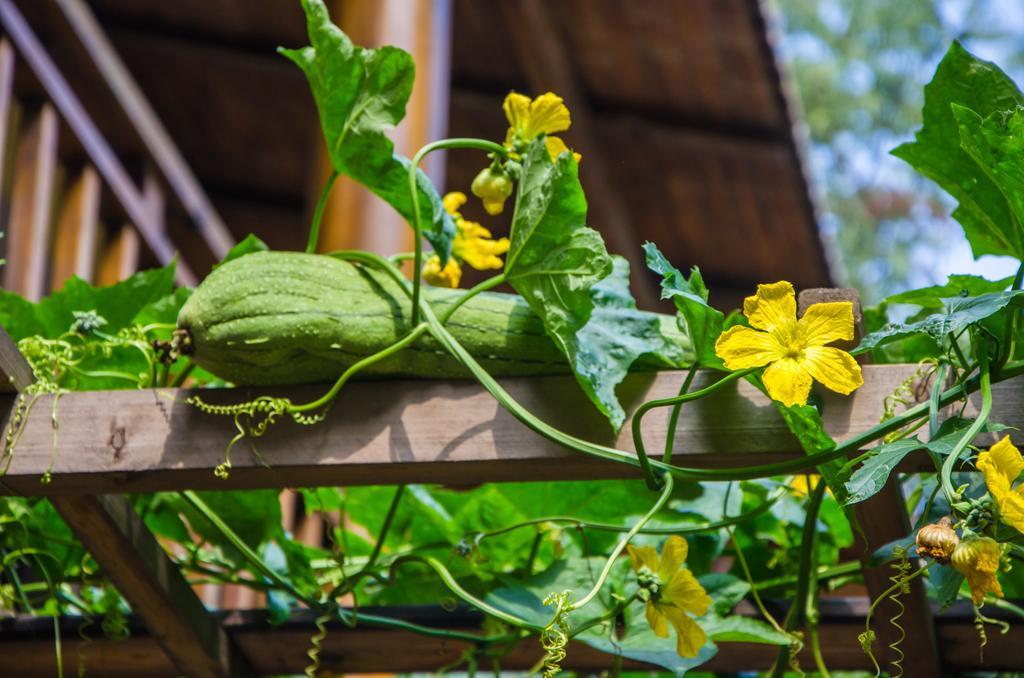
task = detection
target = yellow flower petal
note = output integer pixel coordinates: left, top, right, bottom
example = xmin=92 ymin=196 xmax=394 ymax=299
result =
xmin=502 ymin=92 xmax=531 ymax=135
xmin=452 ymin=220 xmax=510 ymax=271
xmin=662 ymin=568 xmax=712 ymax=616
xmin=714 ymin=325 xmax=785 ymax=370
xmin=762 ymin=357 xmax=813 ymax=407
xmin=952 ymin=537 xmax=1004 ymax=605
xmin=743 ymin=281 xmax=797 ymax=332
xmin=442 ymin=191 xmax=467 ymax=217
xmin=798 ymin=301 xmax=855 ymax=347
xmin=523 ymin=92 xmax=572 ymax=138
xmin=626 ymin=544 xmax=660 ymax=573
xmin=545 ymin=135 xmax=570 ymax=162
xmin=978 ymin=436 xmax=1024 ymax=533
xmin=646 ymin=601 xmax=669 ymax=638
xmin=801 ymin=346 xmax=864 ymax=396
xmin=662 ymin=605 xmax=707 ymax=658
xmin=657 ymin=536 xmax=689 ymax=581
xmin=422 ymin=255 xmax=461 ymax=288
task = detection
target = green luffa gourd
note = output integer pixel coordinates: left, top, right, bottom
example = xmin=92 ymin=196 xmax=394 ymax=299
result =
xmin=176 ymin=251 xmax=690 ymax=385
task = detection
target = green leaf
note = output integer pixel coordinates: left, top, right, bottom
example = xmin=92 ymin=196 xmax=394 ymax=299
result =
xmin=643 ymin=242 xmax=724 ymax=369
xmin=572 ymin=256 xmax=690 ymax=430
xmin=34 ymin=263 xmax=177 ymax=338
xmin=280 ymin=0 xmax=455 ymax=260
xmin=843 ymin=438 xmax=922 ymax=505
xmin=954 ymin=104 xmax=1024 ymax=249
xmin=505 ymin=136 xmax=647 ymax=430
xmin=892 ymin=41 xmax=1024 ymax=258
xmin=858 ymin=290 xmax=1024 ymax=352
xmin=775 ymin=402 xmax=849 ymax=505
xmin=213 ymin=233 xmax=268 ymax=271
xmin=927 ymin=565 xmax=965 ymax=612
xmin=885 ymin=274 xmax=1014 ymax=309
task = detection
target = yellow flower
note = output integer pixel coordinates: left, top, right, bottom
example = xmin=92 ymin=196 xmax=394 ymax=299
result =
xmin=442 ymin=191 xmax=510 ymax=272
xmin=951 ymin=536 xmax=1003 ymax=605
xmin=503 ymin=92 xmax=581 ymax=162
xmin=626 ymin=536 xmax=711 ymax=658
xmin=422 ymin=254 xmax=461 ymax=288
xmin=713 ymin=281 xmax=864 ymax=407
xmin=977 ymin=435 xmax=1024 ymax=534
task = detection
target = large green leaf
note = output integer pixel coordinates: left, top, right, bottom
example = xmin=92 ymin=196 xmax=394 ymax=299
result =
xmin=885 ymin=274 xmax=1014 ymax=309
xmin=891 ymin=41 xmax=1024 ymax=258
xmin=954 ymin=104 xmax=1024 ymax=246
xmin=643 ymin=242 xmax=724 ymax=369
xmin=572 ymin=256 xmax=689 ymax=429
xmin=858 ymin=290 xmax=1024 ymax=351
xmin=280 ymin=0 xmax=455 ymax=259
xmin=505 ymin=136 xmax=644 ymax=429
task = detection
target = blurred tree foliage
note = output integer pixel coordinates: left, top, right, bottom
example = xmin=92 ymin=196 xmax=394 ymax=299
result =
xmin=773 ymin=0 xmax=1024 ymax=302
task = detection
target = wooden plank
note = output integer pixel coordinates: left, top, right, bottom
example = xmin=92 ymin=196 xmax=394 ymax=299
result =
xmin=50 ymin=165 xmax=101 ymax=287
xmin=56 ymin=0 xmax=235 ymax=260
xmin=2 ymin=105 xmax=58 ymax=301
xmin=0 ymin=600 xmax=1020 ymax=675
xmin=501 ymin=0 xmax=660 ymax=309
xmin=0 ymin=0 xmax=195 ymax=285
xmin=0 ymin=38 xmax=17 ymax=226
xmin=799 ymin=289 xmax=941 ymax=673
xmin=1 ymin=364 xmax=1017 ymax=496
xmin=49 ymin=495 xmax=253 ymax=678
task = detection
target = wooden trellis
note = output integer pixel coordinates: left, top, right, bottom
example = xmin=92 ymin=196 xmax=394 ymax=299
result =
xmin=2 ymin=323 xmax=1024 ymax=674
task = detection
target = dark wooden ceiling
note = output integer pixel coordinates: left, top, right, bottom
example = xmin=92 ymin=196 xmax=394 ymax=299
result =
xmin=11 ymin=0 xmax=829 ymax=309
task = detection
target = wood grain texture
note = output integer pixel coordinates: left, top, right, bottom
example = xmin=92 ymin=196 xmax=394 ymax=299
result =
xmin=1 ymin=365 xmax=1015 ymax=496
xmin=0 ymin=325 xmax=33 ymax=393
xmin=0 ymin=600 xmax=1020 ymax=675
xmin=50 ymin=494 xmax=253 ymax=678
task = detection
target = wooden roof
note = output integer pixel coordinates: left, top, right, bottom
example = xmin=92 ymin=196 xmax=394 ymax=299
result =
xmin=12 ymin=0 xmax=828 ymax=308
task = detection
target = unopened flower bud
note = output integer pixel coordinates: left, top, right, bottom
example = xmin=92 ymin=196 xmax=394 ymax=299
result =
xmin=471 ymin=166 xmax=514 ymax=215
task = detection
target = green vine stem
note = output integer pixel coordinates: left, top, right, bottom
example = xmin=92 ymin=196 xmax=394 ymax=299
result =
xmin=571 ymin=472 xmax=674 ymax=611
xmin=470 ymin=486 xmax=785 ymax=544
xmin=769 ymin=480 xmax=827 ymax=678
xmin=333 ymin=248 xmax=1024 ymax=484
xmin=406 ymin=137 xmax=508 ymax=325
xmin=940 ymin=342 xmax=991 ymax=506
xmin=663 ymin=364 xmax=700 ymax=465
xmin=306 ymin=170 xmax=339 ymax=253
xmin=631 ymin=367 xmax=759 ymax=488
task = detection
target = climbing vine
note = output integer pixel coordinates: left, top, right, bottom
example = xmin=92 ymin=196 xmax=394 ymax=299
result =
xmin=3 ymin=3 xmax=1024 ymax=676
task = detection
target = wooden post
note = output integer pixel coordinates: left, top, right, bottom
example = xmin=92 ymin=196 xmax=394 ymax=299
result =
xmin=50 ymin=166 xmax=101 ymax=287
xmin=799 ymin=288 xmax=941 ymax=674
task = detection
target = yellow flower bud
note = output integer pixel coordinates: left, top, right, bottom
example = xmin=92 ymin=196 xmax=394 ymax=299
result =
xmin=951 ymin=536 xmax=1003 ymax=606
xmin=915 ymin=516 xmax=959 ymax=564
xmin=471 ymin=166 xmax=514 ymax=216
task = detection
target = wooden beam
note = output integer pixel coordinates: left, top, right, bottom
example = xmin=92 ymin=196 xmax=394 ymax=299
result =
xmin=3 ymin=104 xmax=58 ymax=301
xmin=0 ymin=599 xmax=1020 ymax=675
xmin=55 ymin=0 xmax=235 ymax=260
xmin=501 ymin=0 xmax=660 ymax=309
xmin=50 ymin=165 xmax=101 ymax=287
xmin=49 ymin=494 xmax=253 ymax=678
xmin=0 ymin=0 xmax=195 ymax=285
xmin=1 ymin=364 xmax=1017 ymax=496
